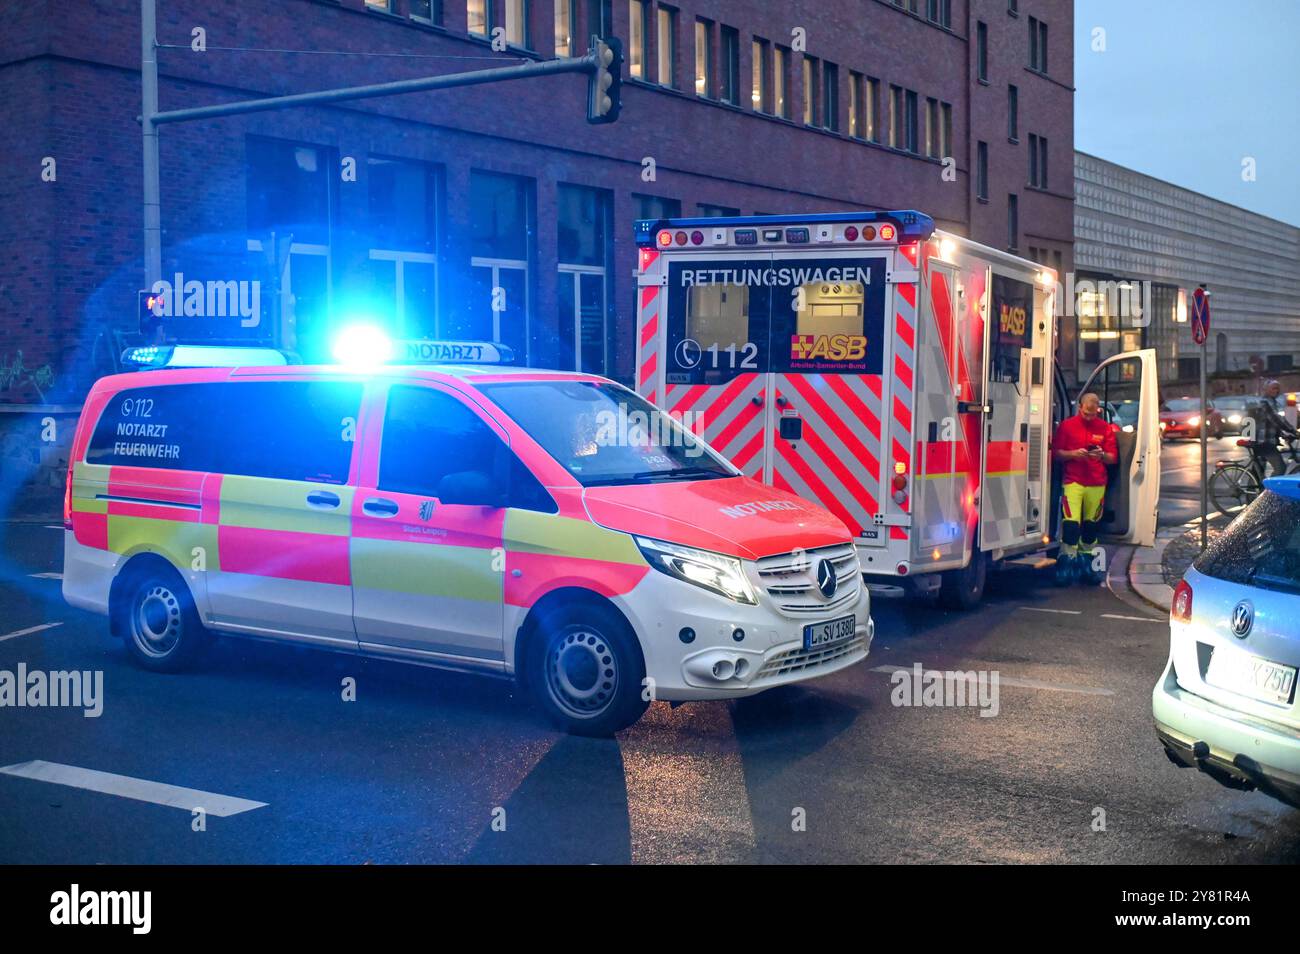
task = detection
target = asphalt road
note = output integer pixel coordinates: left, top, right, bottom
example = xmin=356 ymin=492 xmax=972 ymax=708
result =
xmin=1159 ymin=432 xmax=1245 ymax=527
xmin=1 ymin=520 xmax=1297 ymax=864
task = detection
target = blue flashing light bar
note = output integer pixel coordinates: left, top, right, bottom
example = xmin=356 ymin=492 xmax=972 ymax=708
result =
xmin=634 ymin=209 xmax=935 ymax=246
xmin=121 ymin=345 xmax=292 ymax=370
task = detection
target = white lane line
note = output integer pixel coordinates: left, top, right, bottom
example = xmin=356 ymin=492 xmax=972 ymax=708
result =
xmin=0 ymin=622 xmax=62 ymax=643
xmin=1018 ymin=606 xmax=1082 ymax=615
xmin=0 ymin=760 xmax=267 ymax=817
xmin=28 ymin=572 xmax=62 ymax=580
xmin=871 ymin=665 xmax=1114 ymax=697
xmin=44 ymin=525 xmax=64 ymax=531
xmin=1101 ymin=613 xmax=1164 ymax=623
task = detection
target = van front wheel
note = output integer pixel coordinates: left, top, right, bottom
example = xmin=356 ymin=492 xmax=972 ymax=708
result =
xmin=115 ymin=565 xmax=208 ymax=672
xmin=526 ymin=602 xmax=648 ymax=737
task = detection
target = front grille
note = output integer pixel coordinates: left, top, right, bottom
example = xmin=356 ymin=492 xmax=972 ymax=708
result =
xmin=756 ymin=543 xmax=862 ymax=617
xmin=755 ymin=634 xmax=867 ymax=681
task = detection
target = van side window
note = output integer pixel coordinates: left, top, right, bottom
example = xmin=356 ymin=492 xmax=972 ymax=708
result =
xmin=86 ymin=381 xmax=361 ymax=484
xmin=378 ymin=386 xmax=555 ymax=512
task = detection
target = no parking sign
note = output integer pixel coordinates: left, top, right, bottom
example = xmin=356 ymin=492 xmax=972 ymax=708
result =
xmin=1191 ymin=286 xmax=1210 ymax=345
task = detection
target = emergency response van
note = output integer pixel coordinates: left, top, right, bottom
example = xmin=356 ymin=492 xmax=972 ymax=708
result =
xmin=635 ymin=211 xmax=1162 ymax=607
xmin=62 ymin=352 xmax=872 ymax=735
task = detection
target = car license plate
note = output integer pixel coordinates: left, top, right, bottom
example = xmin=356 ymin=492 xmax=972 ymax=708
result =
xmin=803 ymin=615 xmax=855 ymax=651
xmin=1205 ymin=645 xmax=1298 ymax=706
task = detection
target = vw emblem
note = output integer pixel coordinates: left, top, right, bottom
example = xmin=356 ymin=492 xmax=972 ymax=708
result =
xmin=1230 ymin=600 xmax=1254 ymax=639
xmin=816 ymin=559 xmax=838 ymax=599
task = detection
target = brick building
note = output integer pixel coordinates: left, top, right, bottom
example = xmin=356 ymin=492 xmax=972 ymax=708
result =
xmin=0 ymin=0 xmax=1074 ymax=410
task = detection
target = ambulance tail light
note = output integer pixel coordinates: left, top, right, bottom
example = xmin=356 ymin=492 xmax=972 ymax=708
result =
xmin=638 ymin=248 xmax=656 ymax=271
xmin=675 ymin=231 xmax=689 ymax=246
xmin=690 ymin=230 xmax=704 ymax=246
xmin=63 ymin=462 xmax=74 ymax=531
xmin=891 ymin=460 xmax=908 ymax=502
xmin=861 ymin=225 xmax=876 ymax=241
xmin=878 ymin=223 xmax=897 ymax=241
xmin=844 ymin=226 xmax=859 ymax=241
xmin=657 ymin=230 xmax=673 ymax=248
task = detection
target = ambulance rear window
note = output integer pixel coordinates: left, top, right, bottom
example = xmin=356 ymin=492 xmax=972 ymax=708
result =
xmin=86 ymin=380 xmax=361 ymax=484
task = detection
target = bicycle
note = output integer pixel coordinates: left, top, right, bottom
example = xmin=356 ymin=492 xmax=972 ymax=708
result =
xmin=1207 ymin=438 xmax=1300 ymax=515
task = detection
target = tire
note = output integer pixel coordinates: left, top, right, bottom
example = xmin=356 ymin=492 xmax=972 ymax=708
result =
xmin=525 ymin=601 xmax=649 ymax=737
xmin=1208 ymin=464 xmax=1262 ymax=515
xmin=114 ymin=563 xmax=208 ymax=672
xmin=938 ymin=549 xmax=987 ymax=610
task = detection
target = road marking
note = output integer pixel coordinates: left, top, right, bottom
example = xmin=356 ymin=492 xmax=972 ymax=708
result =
xmin=1018 ymin=606 xmax=1082 ymax=615
xmin=618 ymin=702 xmax=755 ymax=864
xmin=871 ymin=665 xmax=1114 ymax=697
xmin=1101 ymin=613 xmax=1164 ymax=623
xmin=44 ymin=525 xmax=64 ymax=531
xmin=0 ymin=622 xmax=62 ymax=643
xmin=0 ymin=760 xmax=267 ymax=817
xmin=28 ymin=572 xmax=62 ymax=580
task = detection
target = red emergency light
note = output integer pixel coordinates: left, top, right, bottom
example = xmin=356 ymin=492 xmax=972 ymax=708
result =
xmin=878 ymin=223 xmax=896 ymax=241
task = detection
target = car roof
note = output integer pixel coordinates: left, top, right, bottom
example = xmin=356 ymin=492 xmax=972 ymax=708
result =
xmin=1263 ymin=475 xmax=1300 ymax=500
xmin=95 ymin=363 xmax=613 ymax=390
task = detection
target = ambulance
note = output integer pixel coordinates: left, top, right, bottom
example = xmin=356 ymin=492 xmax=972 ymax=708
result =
xmin=61 ymin=343 xmax=872 ymax=736
xmin=635 ymin=210 xmax=1162 ymax=607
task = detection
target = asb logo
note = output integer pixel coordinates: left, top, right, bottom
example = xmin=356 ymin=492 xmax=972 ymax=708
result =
xmin=790 ymin=334 xmax=867 ymax=362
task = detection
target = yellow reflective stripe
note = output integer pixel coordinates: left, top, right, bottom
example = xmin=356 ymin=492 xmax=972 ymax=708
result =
xmin=351 ymin=537 xmax=502 ymax=601
xmin=505 ymin=509 xmax=643 ymax=564
xmin=218 ymin=475 xmax=353 ymax=536
xmin=106 ymin=516 xmax=219 ymax=571
xmin=72 ymin=497 xmax=108 ymax=514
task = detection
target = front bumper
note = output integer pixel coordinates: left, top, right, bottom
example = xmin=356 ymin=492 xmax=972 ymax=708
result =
xmin=614 ymin=567 xmax=873 ymax=702
xmin=1152 ymin=656 xmax=1300 ymax=807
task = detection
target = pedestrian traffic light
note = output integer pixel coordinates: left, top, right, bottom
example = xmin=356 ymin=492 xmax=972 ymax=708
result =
xmin=587 ymin=35 xmax=622 ymax=124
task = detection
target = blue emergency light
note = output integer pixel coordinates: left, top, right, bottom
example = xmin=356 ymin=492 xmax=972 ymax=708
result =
xmin=634 ymin=209 xmax=935 ymax=247
xmin=120 ymin=345 xmax=293 ymax=370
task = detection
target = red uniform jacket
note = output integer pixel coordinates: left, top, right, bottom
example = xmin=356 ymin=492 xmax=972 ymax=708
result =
xmin=1053 ymin=414 xmax=1117 ymax=486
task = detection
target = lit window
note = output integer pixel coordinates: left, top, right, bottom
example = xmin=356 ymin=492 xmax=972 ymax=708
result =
xmin=628 ymin=1 xmax=647 ymax=79
xmin=554 ymin=0 xmax=573 ymax=56
xmin=657 ymin=7 xmax=676 ymax=87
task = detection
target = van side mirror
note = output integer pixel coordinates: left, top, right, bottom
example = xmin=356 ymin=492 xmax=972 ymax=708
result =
xmin=436 ymin=470 xmax=506 ymax=508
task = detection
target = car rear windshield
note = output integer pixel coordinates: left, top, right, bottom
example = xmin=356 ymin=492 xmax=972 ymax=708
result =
xmin=1163 ymin=398 xmax=1198 ymax=412
xmin=478 ymin=380 xmax=736 ymax=487
xmin=86 ymin=380 xmax=362 ymax=484
xmin=1193 ymin=490 xmax=1300 ymax=595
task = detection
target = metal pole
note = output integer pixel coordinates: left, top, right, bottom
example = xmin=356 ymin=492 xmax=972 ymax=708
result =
xmin=141 ymin=0 xmax=162 ymax=290
xmin=1200 ymin=334 xmax=1208 ymax=551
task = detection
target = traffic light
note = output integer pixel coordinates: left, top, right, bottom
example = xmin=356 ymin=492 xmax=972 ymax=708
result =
xmin=587 ymin=35 xmax=622 ymax=124
xmin=138 ymin=288 xmax=165 ymax=334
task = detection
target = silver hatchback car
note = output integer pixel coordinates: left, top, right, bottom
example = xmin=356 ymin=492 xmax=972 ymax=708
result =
xmin=1153 ymin=476 xmax=1300 ymax=808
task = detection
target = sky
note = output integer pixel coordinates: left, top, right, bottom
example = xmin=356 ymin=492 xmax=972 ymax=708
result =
xmin=1074 ymin=0 xmax=1300 ymax=227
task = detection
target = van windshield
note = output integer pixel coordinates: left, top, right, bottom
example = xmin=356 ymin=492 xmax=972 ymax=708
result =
xmin=479 ymin=381 xmax=737 ymax=487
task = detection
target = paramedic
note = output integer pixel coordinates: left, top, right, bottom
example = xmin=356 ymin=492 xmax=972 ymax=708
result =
xmin=1053 ymin=392 xmax=1117 ymax=586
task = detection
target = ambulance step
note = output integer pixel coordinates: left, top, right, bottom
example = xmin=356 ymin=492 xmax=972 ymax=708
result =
xmin=1003 ymin=556 xmax=1055 ymax=569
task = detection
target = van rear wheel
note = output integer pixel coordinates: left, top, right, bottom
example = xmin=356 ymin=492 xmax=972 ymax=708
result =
xmin=938 ymin=550 xmax=987 ymax=610
xmin=115 ymin=565 xmax=208 ymax=672
xmin=526 ymin=602 xmax=648 ymax=737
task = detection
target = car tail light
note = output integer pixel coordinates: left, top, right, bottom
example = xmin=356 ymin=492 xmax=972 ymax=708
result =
xmin=1171 ymin=579 xmax=1193 ymax=623
xmin=1236 ymin=438 xmax=1251 ymax=447
xmin=63 ymin=464 xmax=74 ymax=530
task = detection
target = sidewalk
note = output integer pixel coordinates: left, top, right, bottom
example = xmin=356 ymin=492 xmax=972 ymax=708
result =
xmin=1126 ymin=511 xmax=1237 ymax=612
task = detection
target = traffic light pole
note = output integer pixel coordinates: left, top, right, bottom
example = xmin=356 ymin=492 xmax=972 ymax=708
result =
xmin=140 ymin=0 xmax=610 ymax=289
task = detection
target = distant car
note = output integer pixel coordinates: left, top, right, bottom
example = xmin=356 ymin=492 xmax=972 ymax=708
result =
xmin=1153 ymin=475 xmax=1300 ymax=808
xmin=1160 ymin=397 xmax=1224 ymax=440
xmin=1212 ymin=395 xmax=1257 ymax=436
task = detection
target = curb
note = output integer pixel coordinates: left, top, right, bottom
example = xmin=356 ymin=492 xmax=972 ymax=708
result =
xmin=1125 ymin=524 xmax=1189 ymax=614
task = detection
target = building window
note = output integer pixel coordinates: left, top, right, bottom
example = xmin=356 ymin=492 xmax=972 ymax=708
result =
xmin=926 ymin=0 xmax=951 ymax=28
xmin=719 ymin=26 xmax=740 ymax=105
xmin=774 ymin=46 xmax=790 ymax=118
xmin=557 ymin=184 xmax=611 ymax=373
xmin=888 ymin=84 xmax=902 ymax=148
xmin=409 ymin=0 xmax=442 ymax=24
xmin=467 ymin=170 xmax=533 ymax=362
xmin=505 ymin=0 xmax=530 ymax=48
xmin=553 ymin=0 xmax=573 ymax=55
xmin=589 ymin=0 xmax=612 ymax=38
xmin=976 ymin=21 xmax=988 ymax=81
xmin=905 ymin=89 xmax=918 ymax=152
xmin=1007 ymin=193 xmax=1019 ymax=250
xmin=657 ymin=5 xmax=677 ymax=87
xmin=976 ymin=141 xmax=988 ymax=199
xmin=821 ymin=61 xmax=838 ymax=131
xmin=803 ymin=56 xmax=818 ymax=125
xmin=1008 ymin=84 xmax=1018 ymax=140
xmin=633 ymin=193 xmax=681 ymax=220
xmin=368 ymin=157 xmax=439 ymax=341
xmin=925 ymin=97 xmax=940 ymax=158
xmin=694 ymin=19 xmax=712 ymax=97
xmin=1028 ymin=133 xmax=1048 ymax=187
xmin=698 ymin=203 xmax=740 ymax=217
xmin=467 ymin=0 xmax=490 ymax=36
xmin=752 ymin=38 xmax=770 ymax=112
xmin=1028 ymin=15 xmax=1048 ymax=72
xmin=365 ymin=0 xmax=390 ymax=11
xmin=1008 ymin=0 xmax=1018 ymax=14
xmin=848 ymin=71 xmax=862 ymax=137
xmin=628 ymin=0 xmax=647 ymax=79
xmin=941 ymin=102 xmax=952 ymax=158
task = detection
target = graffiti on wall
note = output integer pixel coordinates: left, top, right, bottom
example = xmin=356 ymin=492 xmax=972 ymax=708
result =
xmin=0 ymin=352 xmax=56 ymax=400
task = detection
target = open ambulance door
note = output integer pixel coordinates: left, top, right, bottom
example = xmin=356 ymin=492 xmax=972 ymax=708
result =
xmin=1077 ymin=348 xmax=1161 ymax=547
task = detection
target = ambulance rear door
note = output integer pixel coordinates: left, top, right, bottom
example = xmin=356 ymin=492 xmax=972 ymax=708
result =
xmin=657 ymin=251 xmax=774 ymax=478
xmin=767 ymin=249 xmax=894 ymax=543
xmin=1077 ymin=349 xmax=1162 ymax=547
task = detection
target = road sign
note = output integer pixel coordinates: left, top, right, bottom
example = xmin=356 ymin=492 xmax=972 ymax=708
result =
xmin=1191 ymin=286 xmax=1210 ymax=345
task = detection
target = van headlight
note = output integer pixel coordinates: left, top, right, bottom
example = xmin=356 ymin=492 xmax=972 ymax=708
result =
xmin=634 ymin=536 xmax=758 ymax=604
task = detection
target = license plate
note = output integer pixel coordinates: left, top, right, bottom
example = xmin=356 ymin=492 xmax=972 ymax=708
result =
xmin=1205 ymin=645 xmax=1298 ymax=706
xmin=803 ymin=615 xmax=856 ymax=650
